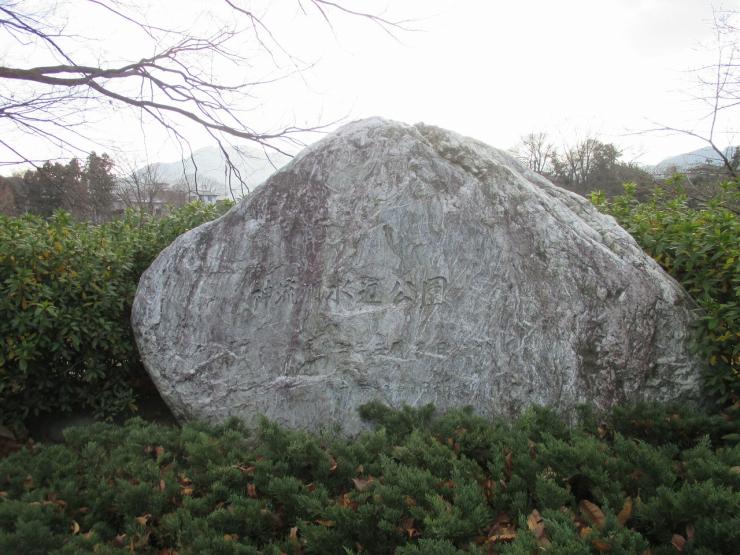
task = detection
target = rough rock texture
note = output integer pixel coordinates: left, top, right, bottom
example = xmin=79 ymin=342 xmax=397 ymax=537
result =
xmin=132 ymin=118 xmax=702 ymax=434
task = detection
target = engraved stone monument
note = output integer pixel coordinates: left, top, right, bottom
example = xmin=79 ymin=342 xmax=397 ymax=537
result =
xmin=132 ymin=118 xmax=702 ymax=433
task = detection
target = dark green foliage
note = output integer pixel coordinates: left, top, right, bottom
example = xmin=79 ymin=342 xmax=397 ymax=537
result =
xmin=0 ymin=403 xmax=737 ymax=554
xmin=592 ymin=180 xmax=740 ymax=405
xmin=0 ymin=201 xmax=232 ymax=425
xmin=19 ymin=153 xmax=119 ymax=222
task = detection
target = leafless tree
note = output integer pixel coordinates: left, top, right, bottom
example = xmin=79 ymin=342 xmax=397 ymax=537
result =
xmin=0 ymin=1 xmax=410 ymax=192
xmin=515 ymin=132 xmax=555 ymax=174
xmin=116 ymin=163 xmax=168 ymax=217
xmin=644 ymin=8 xmax=739 ymax=179
xmin=551 ymin=137 xmax=601 ymax=188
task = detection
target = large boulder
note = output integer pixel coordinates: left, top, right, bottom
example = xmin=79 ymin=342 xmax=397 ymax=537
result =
xmin=132 ymin=118 xmax=702 ymax=433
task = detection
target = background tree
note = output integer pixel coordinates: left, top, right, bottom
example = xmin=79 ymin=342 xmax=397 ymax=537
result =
xmin=83 ymin=152 xmax=116 ymax=223
xmin=0 ymin=1 xmax=407 ymax=193
xmin=18 ymin=153 xmax=117 ymax=220
xmin=547 ymin=137 xmax=655 ymax=198
xmin=550 ymin=137 xmax=602 ymax=191
xmin=515 ymin=132 xmax=555 ymax=174
xmin=116 ymin=164 xmax=189 ymax=218
xmin=0 ymin=175 xmax=23 ymax=216
xmin=23 ymin=159 xmax=82 ymax=218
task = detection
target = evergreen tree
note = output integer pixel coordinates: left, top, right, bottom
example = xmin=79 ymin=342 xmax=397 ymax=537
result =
xmin=23 ymin=159 xmax=83 ymax=218
xmin=83 ymin=152 xmax=116 ymax=223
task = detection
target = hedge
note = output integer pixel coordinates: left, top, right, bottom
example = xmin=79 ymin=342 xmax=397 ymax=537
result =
xmin=0 ymin=402 xmax=738 ymax=554
xmin=0 ymin=202 xmax=233 ymax=426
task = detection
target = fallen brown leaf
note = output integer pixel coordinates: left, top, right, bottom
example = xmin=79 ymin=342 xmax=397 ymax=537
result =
xmin=352 ymin=476 xmax=375 ymax=491
xmin=247 ymin=483 xmax=257 ymax=498
xmin=488 ymin=528 xmax=516 ymax=543
xmin=289 ymin=526 xmax=299 ymax=543
xmin=686 ymin=525 xmax=695 ymax=541
xmin=233 ymin=464 xmax=256 ymax=475
xmin=671 ymin=533 xmax=686 ymax=552
xmin=527 ymin=509 xmax=545 ymax=538
xmin=592 ymin=539 xmax=612 ymax=552
xmin=223 ymin=534 xmax=239 ymax=541
xmin=579 ymin=500 xmax=606 ymax=529
xmin=70 ymin=520 xmax=80 ymax=535
xmin=135 ymin=513 xmax=151 ymax=526
xmin=315 ymin=519 xmax=336 ymax=528
xmin=527 ymin=508 xmax=551 ymax=548
xmin=487 ymin=512 xmax=517 ymax=543
xmin=400 ymin=517 xmax=420 ymax=539
xmin=338 ymin=493 xmax=358 ymax=510
xmin=504 ymin=451 xmax=514 ymax=480
xmin=617 ymin=497 xmax=633 ymax=526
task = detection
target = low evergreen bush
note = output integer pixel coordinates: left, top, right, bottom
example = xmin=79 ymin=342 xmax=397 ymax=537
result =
xmin=0 ymin=403 xmax=737 ymax=554
xmin=0 ymin=202 xmax=232 ymax=425
xmin=592 ymin=180 xmax=739 ymax=406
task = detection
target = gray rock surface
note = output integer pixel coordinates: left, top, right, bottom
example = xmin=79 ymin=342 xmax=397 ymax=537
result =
xmin=132 ymin=117 xmax=703 ymax=434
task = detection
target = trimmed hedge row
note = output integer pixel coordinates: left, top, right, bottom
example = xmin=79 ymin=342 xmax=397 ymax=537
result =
xmin=0 ymin=202 xmax=233 ymax=425
xmin=0 ymin=402 xmax=738 ymax=554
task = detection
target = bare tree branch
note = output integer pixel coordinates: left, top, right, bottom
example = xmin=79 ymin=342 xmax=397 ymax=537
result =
xmin=640 ymin=7 xmax=739 ymax=179
xmin=0 ymin=0 xmax=410 ymax=192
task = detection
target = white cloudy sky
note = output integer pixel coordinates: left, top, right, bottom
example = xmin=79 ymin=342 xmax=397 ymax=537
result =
xmin=1 ymin=0 xmax=739 ymax=172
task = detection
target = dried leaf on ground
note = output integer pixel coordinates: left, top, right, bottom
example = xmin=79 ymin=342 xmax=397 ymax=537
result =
xmin=671 ymin=534 xmax=686 ymax=551
xmin=592 ymin=539 xmax=612 ymax=552
xmin=617 ymin=497 xmax=632 ymax=526
xmin=400 ymin=517 xmax=420 ymax=539
xmin=504 ymin=451 xmax=514 ymax=480
xmin=487 ymin=512 xmax=517 ymax=543
xmin=352 ymin=476 xmax=375 ymax=491
xmin=579 ymin=499 xmax=606 ymax=529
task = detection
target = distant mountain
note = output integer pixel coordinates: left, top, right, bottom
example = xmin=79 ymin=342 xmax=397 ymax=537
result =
xmin=138 ymin=145 xmax=291 ymax=199
xmin=651 ymin=145 xmax=738 ymax=175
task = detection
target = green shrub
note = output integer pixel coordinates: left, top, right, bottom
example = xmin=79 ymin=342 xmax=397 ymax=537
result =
xmin=0 ymin=201 xmax=232 ymax=425
xmin=591 ymin=180 xmax=740 ymax=405
xmin=0 ymin=403 xmax=737 ymax=553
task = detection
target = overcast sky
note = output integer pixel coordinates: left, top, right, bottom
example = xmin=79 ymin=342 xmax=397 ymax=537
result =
xmin=1 ymin=0 xmax=739 ymax=172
